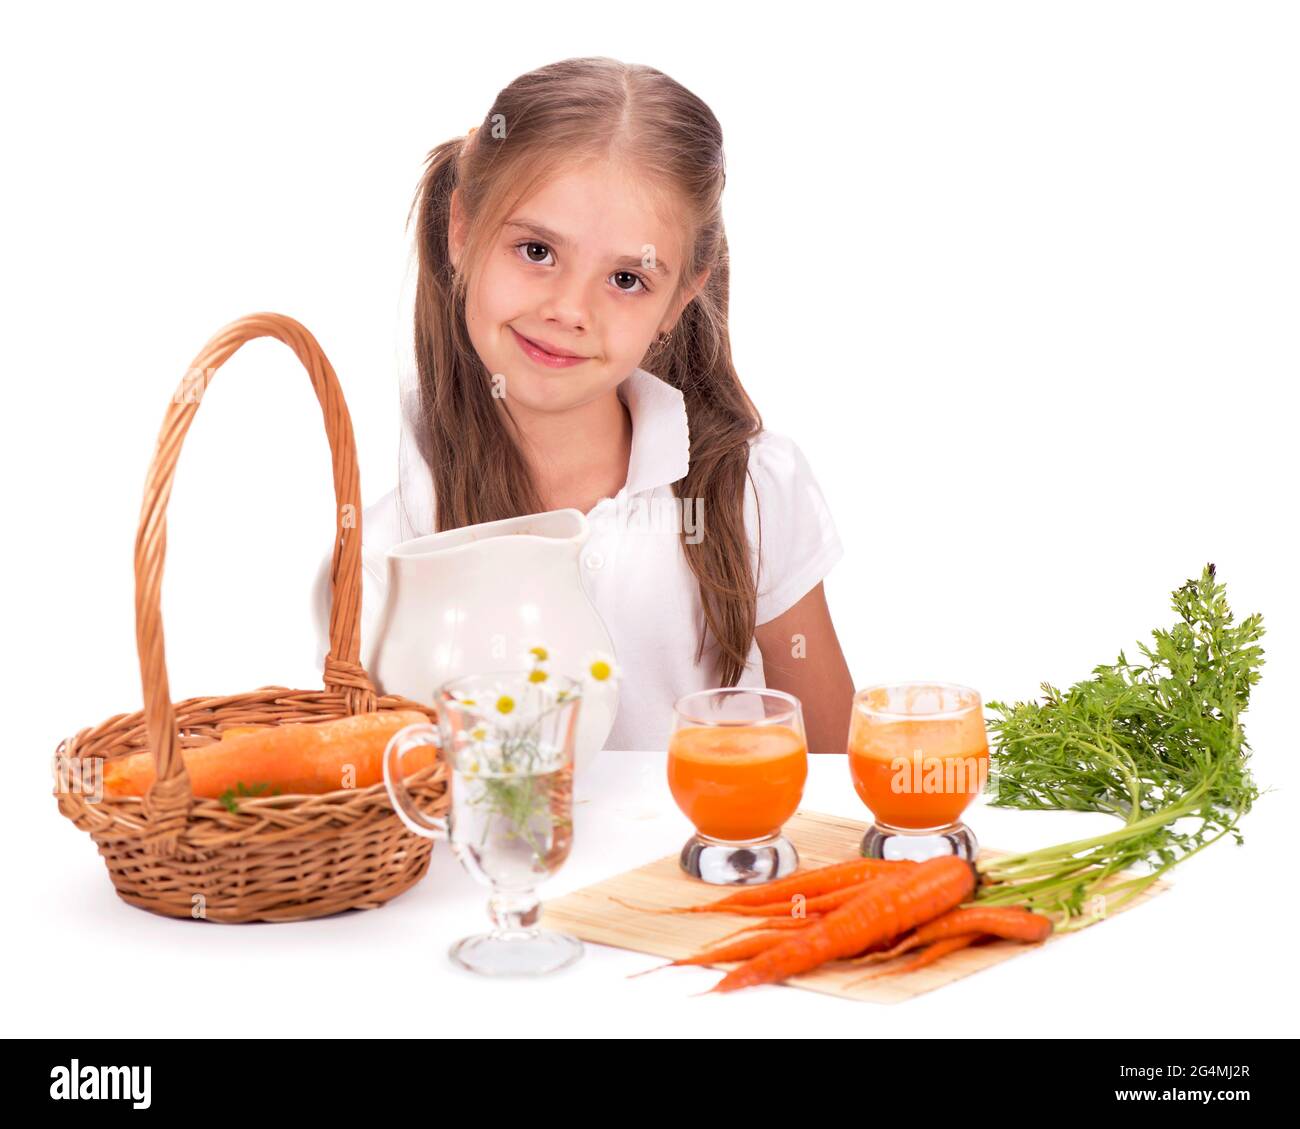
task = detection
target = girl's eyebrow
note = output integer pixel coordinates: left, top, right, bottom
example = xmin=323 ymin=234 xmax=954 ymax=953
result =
xmin=506 ymin=218 xmax=672 ymax=278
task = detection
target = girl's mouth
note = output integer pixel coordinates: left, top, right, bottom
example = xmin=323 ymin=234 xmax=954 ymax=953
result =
xmin=510 ymin=326 xmax=590 ymax=369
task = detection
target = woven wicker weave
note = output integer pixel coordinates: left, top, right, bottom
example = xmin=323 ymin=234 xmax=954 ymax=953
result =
xmin=54 ymin=312 xmax=450 ymax=923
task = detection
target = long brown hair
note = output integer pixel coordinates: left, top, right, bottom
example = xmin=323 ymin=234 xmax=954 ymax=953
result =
xmin=405 ymin=56 xmax=763 ymax=685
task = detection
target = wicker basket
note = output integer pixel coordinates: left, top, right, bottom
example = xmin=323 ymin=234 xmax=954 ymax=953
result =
xmin=53 ymin=312 xmax=450 ymax=923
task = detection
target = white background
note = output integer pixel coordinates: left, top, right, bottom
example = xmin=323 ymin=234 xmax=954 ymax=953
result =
xmin=2 ymin=0 xmax=1297 ymax=1037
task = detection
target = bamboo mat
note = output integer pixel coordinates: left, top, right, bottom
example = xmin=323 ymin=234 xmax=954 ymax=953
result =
xmin=541 ymin=809 xmax=1169 ymax=1003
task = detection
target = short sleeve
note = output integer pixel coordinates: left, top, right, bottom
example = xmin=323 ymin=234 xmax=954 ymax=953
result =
xmin=744 ymin=430 xmax=845 ymax=626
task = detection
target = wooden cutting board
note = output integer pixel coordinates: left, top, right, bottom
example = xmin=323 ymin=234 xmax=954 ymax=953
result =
xmin=541 ymin=809 xmax=1169 ymax=1002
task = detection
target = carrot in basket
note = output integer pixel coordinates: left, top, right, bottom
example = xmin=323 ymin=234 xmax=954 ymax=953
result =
xmin=851 ymin=933 xmax=985 ymax=982
xmin=707 ymin=856 xmax=977 ymax=994
xmin=842 ymin=905 xmax=1053 ymax=965
xmin=102 ymin=710 xmax=437 ymax=799
xmin=220 ymin=725 xmax=270 ymax=739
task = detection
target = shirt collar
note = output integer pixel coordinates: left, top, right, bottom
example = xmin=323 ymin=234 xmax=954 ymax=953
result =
xmin=396 ymin=365 xmax=690 ymax=537
xmin=617 ymin=366 xmax=691 ymax=496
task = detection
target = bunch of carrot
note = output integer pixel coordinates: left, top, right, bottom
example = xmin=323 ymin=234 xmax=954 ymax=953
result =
xmin=627 ymin=856 xmax=1053 ymax=993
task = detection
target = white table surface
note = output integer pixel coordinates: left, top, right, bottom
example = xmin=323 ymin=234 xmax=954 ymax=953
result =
xmin=14 ymin=748 xmax=1294 ymax=1039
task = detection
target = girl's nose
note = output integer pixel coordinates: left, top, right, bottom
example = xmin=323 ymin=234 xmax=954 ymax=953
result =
xmin=538 ymin=273 xmax=593 ymax=332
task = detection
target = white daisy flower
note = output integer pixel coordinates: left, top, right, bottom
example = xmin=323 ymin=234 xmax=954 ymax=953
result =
xmin=583 ymin=650 xmax=621 ymax=684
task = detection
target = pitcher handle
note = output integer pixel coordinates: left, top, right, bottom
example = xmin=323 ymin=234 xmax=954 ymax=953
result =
xmin=383 ymin=724 xmax=449 ymax=839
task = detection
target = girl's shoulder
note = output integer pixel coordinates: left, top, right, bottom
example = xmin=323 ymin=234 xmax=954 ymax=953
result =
xmin=742 ymin=428 xmax=836 ymax=519
xmin=744 ymin=427 xmax=820 ymax=481
xmin=741 ymin=428 xmax=845 ymax=625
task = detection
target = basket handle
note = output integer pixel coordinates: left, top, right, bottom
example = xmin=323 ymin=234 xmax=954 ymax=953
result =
xmin=134 ymin=313 xmax=377 ymax=854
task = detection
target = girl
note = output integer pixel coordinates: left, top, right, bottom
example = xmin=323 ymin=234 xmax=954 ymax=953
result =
xmin=313 ymin=57 xmax=855 ymax=754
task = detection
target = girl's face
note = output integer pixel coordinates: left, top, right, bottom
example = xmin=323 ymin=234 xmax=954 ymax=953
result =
xmin=451 ymin=159 xmax=705 ymax=415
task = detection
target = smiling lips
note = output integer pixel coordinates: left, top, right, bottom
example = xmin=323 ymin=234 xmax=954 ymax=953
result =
xmin=510 ymin=326 xmax=590 ymax=368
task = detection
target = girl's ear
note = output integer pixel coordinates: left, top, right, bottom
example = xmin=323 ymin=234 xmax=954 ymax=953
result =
xmin=662 ymin=268 xmax=711 ymax=333
xmin=448 ymin=189 xmax=466 ymax=269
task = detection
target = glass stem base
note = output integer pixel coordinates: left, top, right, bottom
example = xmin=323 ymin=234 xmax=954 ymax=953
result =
xmin=448 ymin=890 xmax=584 ymax=977
xmin=860 ymin=821 xmax=978 ymax=863
xmin=678 ymin=832 xmax=799 ymax=885
xmin=449 ymin=930 xmax=583 ymax=977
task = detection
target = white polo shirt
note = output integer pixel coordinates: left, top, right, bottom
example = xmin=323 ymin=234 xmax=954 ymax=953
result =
xmin=310 ymin=366 xmax=844 ymax=752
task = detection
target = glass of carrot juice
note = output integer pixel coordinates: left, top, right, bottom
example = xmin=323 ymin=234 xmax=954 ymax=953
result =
xmin=848 ymin=682 xmax=988 ymax=862
xmin=667 ymin=688 xmax=808 ymax=885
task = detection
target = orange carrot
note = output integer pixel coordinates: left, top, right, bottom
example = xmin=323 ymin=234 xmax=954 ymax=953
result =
xmin=671 ymin=931 xmax=795 ymax=967
xmin=628 ymin=929 xmax=798 ymax=978
xmin=719 ymin=915 xmax=822 ymax=940
xmin=103 ymin=710 xmax=436 ymax=799
xmin=707 ymin=856 xmax=977 ymax=994
xmin=711 ymin=882 xmax=880 ymax=917
xmin=852 ymin=933 xmax=984 ymax=981
xmin=220 ymin=725 xmax=270 ymax=739
xmin=843 ymin=905 xmax=1053 ymax=964
xmin=691 ymin=858 xmax=916 ymax=910
xmin=629 ymin=858 xmax=917 ymax=916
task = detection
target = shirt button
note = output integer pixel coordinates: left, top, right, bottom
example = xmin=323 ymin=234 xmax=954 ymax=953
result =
xmin=584 ymin=551 xmax=605 ymax=570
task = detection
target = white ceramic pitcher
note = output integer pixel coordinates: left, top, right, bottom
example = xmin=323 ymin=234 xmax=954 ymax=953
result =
xmin=364 ymin=508 xmax=619 ymax=776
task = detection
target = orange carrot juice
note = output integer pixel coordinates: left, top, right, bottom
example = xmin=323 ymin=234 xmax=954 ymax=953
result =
xmin=667 ymin=724 xmax=808 ymax=841
xmin=848 ymin=700 xmax=988 ymax=830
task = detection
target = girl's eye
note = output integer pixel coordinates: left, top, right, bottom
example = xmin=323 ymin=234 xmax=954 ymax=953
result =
xmin=611 ymin=270 xmax=648 ymax=294
xmin=516 ymin=241 xmax=554 ymax=265
xmin=514 ymin=240 xmax=649 ymax=294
